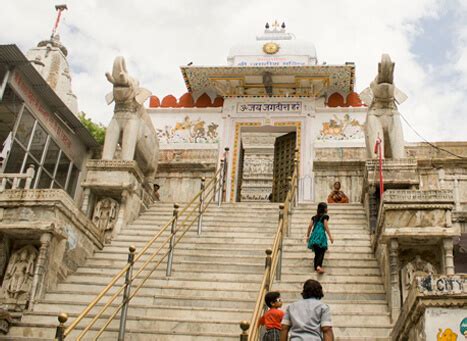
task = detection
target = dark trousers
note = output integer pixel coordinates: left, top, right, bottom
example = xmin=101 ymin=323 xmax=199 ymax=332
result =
xmin=313 ymin=246 xmax=326 ymax=270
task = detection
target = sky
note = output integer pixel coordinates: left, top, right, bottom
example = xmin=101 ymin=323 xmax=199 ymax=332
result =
xmin=1 ymin=0 xmax=466 ymax=141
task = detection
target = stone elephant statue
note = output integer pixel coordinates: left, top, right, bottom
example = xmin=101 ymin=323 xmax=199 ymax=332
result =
xmin=102 ymin=56 xmax=159 ymax=181
xmin=360 ymin=54 xmax=407 ymax=159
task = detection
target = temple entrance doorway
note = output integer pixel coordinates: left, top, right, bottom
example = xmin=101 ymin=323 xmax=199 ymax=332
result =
xmin=235 ymin=127 xmax=297 ymax=202
xmin=272 ymin=131 xmax=296 ymax=202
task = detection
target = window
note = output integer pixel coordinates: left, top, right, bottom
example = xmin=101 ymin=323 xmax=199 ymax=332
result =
xmin=15 ymin=109 xmax=35 ymax=148
xmin=2 ymin=106 xmax=81 ymax=199
xmin=55 ymin=152 xmax=70 ymax=188
xmin=29 ymin=123 xmax=47 ymax=162
xmin=43 ymin=139 xmax=60 ymax=175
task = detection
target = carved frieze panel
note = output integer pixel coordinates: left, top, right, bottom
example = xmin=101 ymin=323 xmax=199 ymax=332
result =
xmin=317 ymin=114 xmax=364 ymax=141
xmin=92 ymin=198 xmax=119 ymax=244
xmin=384 ymin=209 xmax=450 ymax=229
xmin=154 ymin=114 xmax=221 ymax=144
xmin=0 ymin=245 xmax=38 ymax=311
xmin=401 ymin=256 xmax=437 ymax=301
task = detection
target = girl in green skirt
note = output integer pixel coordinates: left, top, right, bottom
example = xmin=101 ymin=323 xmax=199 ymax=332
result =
xmin=306 ymin=202 xmax=334 ymax=274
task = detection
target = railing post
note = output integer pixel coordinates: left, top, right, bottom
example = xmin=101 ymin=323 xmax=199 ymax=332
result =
xmin=265 ymin=248 xmax=272 ymax=291
xmin=293 ymin=158 xmax=299 ymax=207
xmin=222 ymin=147 xmax=229 ymax=203
xmin=286 ymin=176 xmax=293 ymax=237
xmin=24 ymin=164 xmax=35 ymax=189
xmin=276 ymin=204 xmax=285 ymax=281
xmin=198 ymin=177 xmax=206 ymax=235
xmin=118 ymin=245 xmax=136 ymax=341
xmin=166 ymin=203 xmax=179 ymax=277
xmin=239 ymin=320 xmax=250 ymax=341
xmin=217 ymin=159 xmax=225 ymax=207
xmin=55 ymin=312 xmax=68 ymax=341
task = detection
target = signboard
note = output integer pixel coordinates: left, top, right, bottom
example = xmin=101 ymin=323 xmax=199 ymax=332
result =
xmin=9 ymin=70 xmax=86 ymax=164
xmin=234 ymin=56 xmax=310 ymax=67
xmin=237 ymin=102 xmax=301 ymax=113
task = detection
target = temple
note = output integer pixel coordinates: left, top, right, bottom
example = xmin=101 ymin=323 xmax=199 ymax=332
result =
xmin=0 ymin=20 xmax=466 ymax=340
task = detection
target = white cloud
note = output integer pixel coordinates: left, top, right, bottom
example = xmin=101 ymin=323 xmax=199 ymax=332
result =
xmin=1 ymin=0 xmax=466 ymax=141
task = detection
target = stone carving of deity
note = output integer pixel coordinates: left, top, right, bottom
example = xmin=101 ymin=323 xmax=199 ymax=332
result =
xmin=327 ymin=181 xmax=350 ymax=204
xmin=92 ymin=198 xmax=119 ymax=244
xmin=1 ymin=245 xmax=38 ymax=310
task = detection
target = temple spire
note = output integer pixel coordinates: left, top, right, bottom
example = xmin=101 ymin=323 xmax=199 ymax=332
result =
xmin=26 ymin=4 xmax=78 ymax=114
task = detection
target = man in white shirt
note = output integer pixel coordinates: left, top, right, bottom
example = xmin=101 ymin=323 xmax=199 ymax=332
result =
xmin=280 ymin=279 xmax=334 ymax=341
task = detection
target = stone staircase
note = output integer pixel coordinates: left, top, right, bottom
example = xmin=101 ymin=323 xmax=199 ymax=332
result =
xmin=274 ymin=203 xmax=392 ymax=340
xmin=8 ymin=202 xmax=279 ymax=340
xmin=7 ymin=202 xmax=392 ymax=340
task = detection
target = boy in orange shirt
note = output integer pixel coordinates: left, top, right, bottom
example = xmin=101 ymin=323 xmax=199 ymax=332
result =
xmin=259 ymin=291 xmax=284 ymax=341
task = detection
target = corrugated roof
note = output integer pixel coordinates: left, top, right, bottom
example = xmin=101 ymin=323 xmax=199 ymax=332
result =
xmin=0 ymin=44 xmax=99 ymax=148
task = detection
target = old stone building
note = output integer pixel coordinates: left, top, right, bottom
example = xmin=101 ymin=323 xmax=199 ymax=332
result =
xmin=0 ymin=22 xmax=465 ymax=340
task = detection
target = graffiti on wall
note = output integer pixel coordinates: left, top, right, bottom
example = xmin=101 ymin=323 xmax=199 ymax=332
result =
xmin=156 ymin=115 xmax=220 ymax=144
xmin=317 ymin=114 xmax=364 ymax=141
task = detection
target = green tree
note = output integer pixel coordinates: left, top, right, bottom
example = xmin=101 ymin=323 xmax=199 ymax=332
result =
xmin=78 ymin=112 xmax=106 ymax=145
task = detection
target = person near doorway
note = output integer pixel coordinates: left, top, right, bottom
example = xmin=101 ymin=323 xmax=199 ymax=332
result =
xmin=306 ymin=202 xmax=334 ymax=274
xmin=280 ymin=279 xmax=334 ymax=341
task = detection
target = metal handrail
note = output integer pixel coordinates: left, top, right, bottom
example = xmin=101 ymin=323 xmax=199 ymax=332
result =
xmin=241 ymin=159 xmax=299 ymax=341
xmin=55 ymin=158 xmax=227 ymax=340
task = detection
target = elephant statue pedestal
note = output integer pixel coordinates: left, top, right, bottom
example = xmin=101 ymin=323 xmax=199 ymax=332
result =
xmin=80 ymin=160 xmax=156 ymax=243
xmin=362 ymin=158 xmax=419 ymax=234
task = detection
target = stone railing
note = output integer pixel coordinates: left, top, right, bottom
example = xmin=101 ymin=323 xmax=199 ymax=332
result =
xmin=0 ymin=164 xmax=35 ymax=192
xmin=392 ymin=274 xmax=467 ymax=340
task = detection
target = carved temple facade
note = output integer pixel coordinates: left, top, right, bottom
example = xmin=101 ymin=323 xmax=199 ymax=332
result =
xmin=0 ymin=23 xmax=465 ymax=339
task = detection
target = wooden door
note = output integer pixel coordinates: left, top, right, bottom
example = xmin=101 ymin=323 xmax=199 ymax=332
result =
xmin=272 ymin=132 xmax=296 ymax=202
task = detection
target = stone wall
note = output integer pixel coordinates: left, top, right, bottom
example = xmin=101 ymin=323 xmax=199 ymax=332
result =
xmin=0 ymin=189 xmax=103 ymax=311
xmin=156 ymin=150 xmax=217 ymax=203
xmin=392 ymin=274 xmax=466 ymax=341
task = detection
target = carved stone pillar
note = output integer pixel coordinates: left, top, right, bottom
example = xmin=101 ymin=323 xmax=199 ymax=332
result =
xmin=81 ymin=188 xmax=91 ymax=216
xmin=443 ymin=238 xmax=455 ymax=275
xmin=112 ymin=189 xmax=128 ymax=239
xmin=389 ymin=239 xmax=401 ymax=322
xmin=29 ymin=232 xmax=52 ymax=310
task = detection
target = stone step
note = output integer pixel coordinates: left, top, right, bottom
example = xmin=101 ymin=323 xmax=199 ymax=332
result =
xmin=33 ymin=300 xmax=250 ymax=319
xmin=111 ymin=235 xmax=368 ymax=247
xmin=54 ymin=282 xmax=385 ymax=302
xmin=9 ymin=201 xmax=392 ymax=340
xmin=95 ymin=249 xmax=377 ymax=261
xmin=9 ymin=322 xmax=390 ymax=340
xmin=64 ymin=272 xmax=384 ymax=288
xmin=126 ymin=224 xmax=369 ymax=234
xmin=108 ymin=240 xmax=374 ymax=253
xmin=19 ymin=311 xmax=391 ymax=334
xmin=72 ymin=264 xmax=382 ymax=277
xmin=116 ymin=230 xmax=370 ymax=240
xmin=83 ymin=253 xmax=378 ymax=270
xmin=8 ymin=323 xmax=239 ymax=340
xmin=83 ymin=258 xmax=265 ymax=273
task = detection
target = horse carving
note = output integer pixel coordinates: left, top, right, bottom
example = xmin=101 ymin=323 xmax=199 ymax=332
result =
xmin=102 ymin=56 xmax=159 ymax=181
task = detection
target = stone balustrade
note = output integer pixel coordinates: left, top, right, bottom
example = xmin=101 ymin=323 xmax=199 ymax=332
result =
xmin=371 ymin=189 xmax=461 ymax=323
xmin=0 ymin=165 xmax=35 ymax=192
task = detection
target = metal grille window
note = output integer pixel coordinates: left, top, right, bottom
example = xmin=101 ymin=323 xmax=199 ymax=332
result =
xmin=2 ymin=105 xmax=80 ymax=198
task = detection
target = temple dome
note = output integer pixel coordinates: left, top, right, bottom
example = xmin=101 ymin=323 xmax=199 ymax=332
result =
xmin=227 ymin=22 xmax=317 ymax=66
